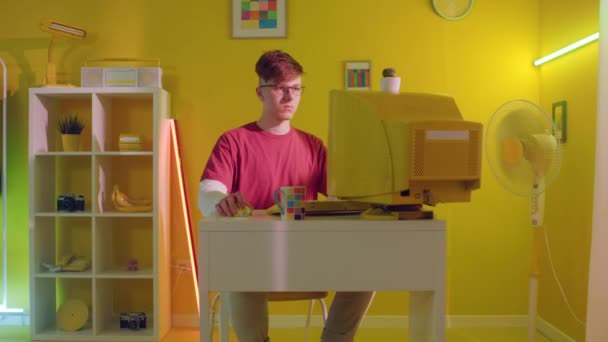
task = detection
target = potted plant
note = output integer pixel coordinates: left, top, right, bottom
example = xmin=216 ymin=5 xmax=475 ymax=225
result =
xmin=58 ymin=114 xmax=85 ymax=152
xmin=380 ymin=67 xmax=401 ymax=94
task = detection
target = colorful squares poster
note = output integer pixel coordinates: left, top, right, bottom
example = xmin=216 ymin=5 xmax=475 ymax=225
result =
xmin=345 ymin=61 xmax=371 ymax=90
xmin=233 ymin=0 xmax=286 ymax=38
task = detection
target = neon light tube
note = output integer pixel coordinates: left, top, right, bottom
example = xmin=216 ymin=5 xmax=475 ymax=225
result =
xmin=169 ymin=120 xmax=200 ymax=315
xmin=534 ymin=32 xmax=600 ymax=66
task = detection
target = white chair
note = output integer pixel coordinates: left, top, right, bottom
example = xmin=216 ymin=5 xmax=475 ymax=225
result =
xmin=210 ymin=291 xmax=328 ymax=342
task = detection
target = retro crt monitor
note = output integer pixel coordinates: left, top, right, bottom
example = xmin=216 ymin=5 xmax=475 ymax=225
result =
xmin=327 ymin=90 xmax=482 ymax=206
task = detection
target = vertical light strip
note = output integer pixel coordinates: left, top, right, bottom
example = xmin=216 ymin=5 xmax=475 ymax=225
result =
xmin=534 ymin=32 xmax=600 ymax=66
xmin=0 ymin=56 xmax=7 ymax=311
xmin=169 ymin=119 xmax=200 ymax=315
xmin=587 ymin=0 xmax=608 ymax=338
xmin=0 ymin=57 xmax=24 ymax=314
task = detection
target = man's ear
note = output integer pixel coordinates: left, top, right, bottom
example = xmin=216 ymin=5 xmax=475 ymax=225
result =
xmin=256 ymin=87 xmax=264 ymax=101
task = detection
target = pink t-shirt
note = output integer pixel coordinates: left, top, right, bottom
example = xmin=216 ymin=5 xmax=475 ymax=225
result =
xmin=201 ymin=122 xmax=327 ymax=210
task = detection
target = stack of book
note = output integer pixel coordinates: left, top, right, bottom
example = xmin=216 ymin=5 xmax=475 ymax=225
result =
xmin=119 ymin=134 xmax=143 ymax=151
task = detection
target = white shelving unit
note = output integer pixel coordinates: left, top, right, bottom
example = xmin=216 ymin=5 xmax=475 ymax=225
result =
xmin=28 ymin=87 xmax=171 ymax=341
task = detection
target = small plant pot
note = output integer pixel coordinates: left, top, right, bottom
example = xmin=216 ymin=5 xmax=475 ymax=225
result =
xmin=61 ymin=134 xmax=81 ymax=152
xmin=380 ymin=77 xmax=401 ymax=94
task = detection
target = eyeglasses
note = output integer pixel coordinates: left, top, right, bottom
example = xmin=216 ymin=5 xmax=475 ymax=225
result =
xmin=259 ymin=84 xmax=305 ymax=97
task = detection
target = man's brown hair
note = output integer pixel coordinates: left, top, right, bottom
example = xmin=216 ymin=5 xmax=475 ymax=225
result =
xmin=255 ymin=50 xmax=303 ymax=84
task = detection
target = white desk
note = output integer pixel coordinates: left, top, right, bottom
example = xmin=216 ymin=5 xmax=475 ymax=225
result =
xmin=198 ymin=211 xmax=446 ymax=342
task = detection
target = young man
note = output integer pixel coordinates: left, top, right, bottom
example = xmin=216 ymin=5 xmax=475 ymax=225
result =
xmin=198 ymin=50 xmax=374 ymax=342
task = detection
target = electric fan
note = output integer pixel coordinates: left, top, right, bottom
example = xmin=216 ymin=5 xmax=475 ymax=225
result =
xmin=485 ymin=99 xmax=561 ymax=342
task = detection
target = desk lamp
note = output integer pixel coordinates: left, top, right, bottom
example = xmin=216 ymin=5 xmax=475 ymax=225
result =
xmin=40 ymin=19 xmax=86 ymax=86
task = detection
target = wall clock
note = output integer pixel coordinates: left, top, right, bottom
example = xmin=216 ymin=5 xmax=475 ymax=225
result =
xmin=432 ymin=0 xmax=474 ymax=20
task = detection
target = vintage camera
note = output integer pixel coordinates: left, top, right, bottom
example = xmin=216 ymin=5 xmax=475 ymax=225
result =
xmin=120 ymin=312 xmax=147 ymax=330
xmin=57 ymin=194 xmax=85 ymax=212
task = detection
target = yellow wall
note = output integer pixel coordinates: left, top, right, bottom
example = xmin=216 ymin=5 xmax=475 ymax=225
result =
xmin=538 ymin=0 xmax=599 ymax=341
xmin=0 ymin=0 xmax=592 ymax=331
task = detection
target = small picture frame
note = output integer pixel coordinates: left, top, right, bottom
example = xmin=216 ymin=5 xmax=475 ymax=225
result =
xmin=552 ymin=101 xmax=567 ymax=143
xmin=232 ymin=0 xmax=287 ymax=38
xmin=344 ymin=61 xmax=371 ymax=90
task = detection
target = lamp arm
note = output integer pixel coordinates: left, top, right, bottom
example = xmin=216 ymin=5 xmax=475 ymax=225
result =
xmin=46 ymin=35 xmax=58 ymax=85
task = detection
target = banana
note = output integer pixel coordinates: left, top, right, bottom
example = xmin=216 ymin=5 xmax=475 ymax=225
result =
xmin=235 ymin=206 xmax=253 ymax=217
xmin=113 ymin=185 xmax=152 ymax=206
xmin=112 ymin=186 xmax=132 ymax=207
xmin=112 ymin=185 xmax=153 ymax=212
xmin=114 ymin=204 xmax=153 ymax=212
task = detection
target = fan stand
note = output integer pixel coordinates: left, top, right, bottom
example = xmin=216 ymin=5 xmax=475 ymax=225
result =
xmin=528 ymin=176 xmax=546 ymax=342
xmin=486 ymin=100 xmax=560 ymax=342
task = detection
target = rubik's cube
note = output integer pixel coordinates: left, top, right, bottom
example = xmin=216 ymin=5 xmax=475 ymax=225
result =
xmin=240 ymin=0 xmax=278 ymax=30
xmin=284 ymin=186 xmax=305 ymax=220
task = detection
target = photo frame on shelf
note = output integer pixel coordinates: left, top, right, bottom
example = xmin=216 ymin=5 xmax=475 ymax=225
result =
xmin=552 ymin=100 xmax=567 ymax=143
xmin=232 ymin=0 xmax=287 ymax=38
xmin=344 ymin=61 xmax=371 ymax=90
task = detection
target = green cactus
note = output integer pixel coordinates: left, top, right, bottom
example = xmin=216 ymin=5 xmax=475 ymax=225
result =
xmin=382 ymin=68 xmax=397 ymax=77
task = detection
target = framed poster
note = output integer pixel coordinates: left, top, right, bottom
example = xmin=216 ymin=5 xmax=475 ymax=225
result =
xmin=552 ymin=100 xmax=568 ymax=143
xmin=344 ymin=61 xmax=371 ymax=90
xmin=232 ymin=0 xmax=287 ymax=38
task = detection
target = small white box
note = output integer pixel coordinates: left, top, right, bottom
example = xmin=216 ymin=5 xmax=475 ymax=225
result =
xmin=81 ymin=67 xmax=104 ymax=87
xmin=81 ymin=67 xmax=162 ymax=88
xmin=104 ymin=68 xmax=137 ymax=87
xmin=138 ymin=68 xmax=162 ymax=87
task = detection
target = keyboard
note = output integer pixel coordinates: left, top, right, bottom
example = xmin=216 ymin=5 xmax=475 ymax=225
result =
xmin=266 ymin=200 xmax=372 ymax=216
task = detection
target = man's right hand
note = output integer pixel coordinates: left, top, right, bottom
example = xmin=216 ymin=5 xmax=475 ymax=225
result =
xmin=216 ymin=191 xmax=252 ymax=217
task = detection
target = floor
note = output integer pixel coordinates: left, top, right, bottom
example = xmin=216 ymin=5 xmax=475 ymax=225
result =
xmin=0 ymin=326 xmax=552 ymax=342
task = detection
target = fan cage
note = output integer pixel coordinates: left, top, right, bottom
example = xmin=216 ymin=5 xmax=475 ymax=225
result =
xmin=485 ymin=99 xmax=561 ymax=197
